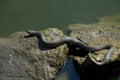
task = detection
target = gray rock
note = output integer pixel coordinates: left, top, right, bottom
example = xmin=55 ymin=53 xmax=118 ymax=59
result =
xmin=1 ymin=24 xmax=120 ymax=80
xmin=0 ymin=28 xmax=68 ymax=80
xmin=67 ymin=23 xmax=120 ymax=80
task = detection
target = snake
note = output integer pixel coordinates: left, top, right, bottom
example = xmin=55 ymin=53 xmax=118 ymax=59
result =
xmin=26 ymin=30 xmax=115 ymax=65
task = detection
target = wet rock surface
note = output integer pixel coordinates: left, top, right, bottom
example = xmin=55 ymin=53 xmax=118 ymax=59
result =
xmin=0 ymin=28 xmax=68 ymax=80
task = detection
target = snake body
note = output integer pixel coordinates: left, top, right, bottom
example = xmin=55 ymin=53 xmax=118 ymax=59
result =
xmin=26 ymin=30 xmax=115 ymax=65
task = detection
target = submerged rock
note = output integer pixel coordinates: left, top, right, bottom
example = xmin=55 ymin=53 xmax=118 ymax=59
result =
xmin=0 ymin=28 xmax=68 ymax=80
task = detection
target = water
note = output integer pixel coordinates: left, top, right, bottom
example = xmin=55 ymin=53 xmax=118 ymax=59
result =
xmin=0 ymin=0 xmax=120 ymax=37
xmin=0 ymin=1 xmax=120 ymax=79
xmin=55 ymin=58 xmax=80 ymax=80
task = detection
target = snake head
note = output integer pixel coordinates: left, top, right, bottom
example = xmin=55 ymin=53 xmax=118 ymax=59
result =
xmin=26 ymin=30 xmax=39 ymax=35
xmin=25 ymin=30 xmax=39 ymax=38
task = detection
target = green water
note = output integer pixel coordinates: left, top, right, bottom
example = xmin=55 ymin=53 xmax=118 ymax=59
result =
xmin=0 ymin=0 xmax=120 ymax=80
xmin=0 ymin=0 xmax=120 ymax=37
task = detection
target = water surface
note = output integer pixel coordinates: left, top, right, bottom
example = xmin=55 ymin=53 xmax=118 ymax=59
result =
xmin=0 ymin=0 xmax=120 ymax=36
xmin=0 ymin=0 xmax=120 ymax=80
xmin=55 ymin=58 xmax=80 ymax=80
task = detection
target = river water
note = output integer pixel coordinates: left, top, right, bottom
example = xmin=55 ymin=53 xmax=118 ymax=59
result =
xmin=55 ymin=58 xmax=80 ymax=80
xmin=0 ymin=0 xmax=120 ymax=37
xmin=0 ymin=0 xmax=120 ymax=80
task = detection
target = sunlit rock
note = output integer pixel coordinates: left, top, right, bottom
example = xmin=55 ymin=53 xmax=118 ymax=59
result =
xmin=0 ymin=28 xmax=68 ymax=80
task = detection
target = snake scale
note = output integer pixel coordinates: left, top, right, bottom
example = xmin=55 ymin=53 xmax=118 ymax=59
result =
xmin=26 ymin=30 xmax=115 ymax=65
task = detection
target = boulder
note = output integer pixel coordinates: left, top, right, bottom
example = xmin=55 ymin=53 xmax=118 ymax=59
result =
xmin=67 ymin=23 xmax=120 ymax=80
xmin=1 ymin=24 xmax=120 ymax=80
xmin=0 ymin=28 xmax=68 ymax=80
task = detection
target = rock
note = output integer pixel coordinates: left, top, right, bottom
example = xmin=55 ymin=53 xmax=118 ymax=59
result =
xmin=65 ymin=24 xmax=120 ymax=80
xmin=68 ymin=24 xmax=120 ymax=64
xmin=0 ymin=28 xmax=68 ymax=80
xmin=1 ymin=25 xmax=120 ymax=80
xmin=67 ymin=23 xmax=120 ymax=80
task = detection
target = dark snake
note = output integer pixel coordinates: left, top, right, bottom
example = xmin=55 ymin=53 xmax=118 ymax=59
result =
xmin=26 ymin=30 xmax=115 ymax=65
